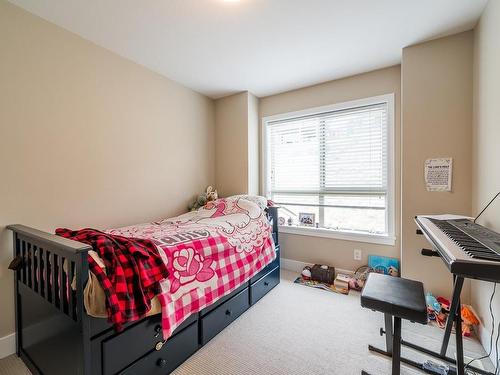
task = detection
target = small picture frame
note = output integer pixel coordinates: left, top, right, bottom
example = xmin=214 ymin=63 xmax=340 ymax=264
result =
xmin=298 ymin=212 xmax=315 ymax=227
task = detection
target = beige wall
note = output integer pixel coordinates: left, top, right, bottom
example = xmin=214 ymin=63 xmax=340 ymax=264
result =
xmin=247 ymin=93 xmax=260 ymax=196
xmin=214 ymin=91 xmax=259 ymax=196
xmin=401 ymin=31 xmax=473 ymax=300
xmin=1 ymin=0 xmax=492 ymax=358
xmin=471 ymin=0 xmax=500 ymax=363
xmin=215 ymin=92 xmax=248 ymax=196
xmin=0 ymin=1 xmax=215 ymax=339
xmin=259 ymin=66 xmax=401 ymax=270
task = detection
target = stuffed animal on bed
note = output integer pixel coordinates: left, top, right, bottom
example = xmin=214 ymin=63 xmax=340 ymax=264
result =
xmin=188 ymin=186 xmax=218 ymax=211
xmin=206 ymin=186 xmax=218 ymax=201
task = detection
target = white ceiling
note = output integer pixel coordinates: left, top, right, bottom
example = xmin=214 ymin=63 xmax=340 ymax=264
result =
xmin=9 ymin=0 xmax=488 ymax=99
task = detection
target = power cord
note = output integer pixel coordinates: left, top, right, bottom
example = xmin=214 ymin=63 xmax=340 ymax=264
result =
xmin=474 ymin=191 xmax=500 ymax=223
xmin=465 ymin=190 xmax=500 ymax=375
xmin=493 ymin=312 xmax=499 ymax=375
xmin=464 ymin=283 xmax=496 ymax=374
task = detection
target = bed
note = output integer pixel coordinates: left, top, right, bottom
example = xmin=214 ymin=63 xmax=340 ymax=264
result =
xmin=7 ymin=196 xmax=280 ymax=375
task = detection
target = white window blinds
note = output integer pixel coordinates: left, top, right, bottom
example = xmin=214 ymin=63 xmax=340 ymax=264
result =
xmin=265 ymin=100 xmax=391 ymax=236
xmin=322 ymin=104 xmax=387 ymax=191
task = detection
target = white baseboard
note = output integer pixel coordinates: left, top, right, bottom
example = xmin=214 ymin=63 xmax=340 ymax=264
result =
xmin=281 ymin=258 xmax=354 ymax=276
xmin=0 ymin=332 xmax=15 ymax=359
xmin=281 ymin=258 xmax=313 ymax=273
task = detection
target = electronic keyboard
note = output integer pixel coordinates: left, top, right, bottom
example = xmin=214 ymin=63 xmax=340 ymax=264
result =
xmin=415 ymin=216 xmax=500 ymax=283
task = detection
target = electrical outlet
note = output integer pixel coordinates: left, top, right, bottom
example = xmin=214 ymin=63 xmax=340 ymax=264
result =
xmin=354 ymin=249 xmax=362 ymax=261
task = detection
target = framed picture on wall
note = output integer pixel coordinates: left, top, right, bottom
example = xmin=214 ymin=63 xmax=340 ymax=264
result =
xmin=298 ymin=212 xmax=315 ymax=227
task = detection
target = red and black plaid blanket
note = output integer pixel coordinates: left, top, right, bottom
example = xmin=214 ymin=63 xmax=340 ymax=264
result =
xmin=55 ymin=228 xmax=169 ymax=331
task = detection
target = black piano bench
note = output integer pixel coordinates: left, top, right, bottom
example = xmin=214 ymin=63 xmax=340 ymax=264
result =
xmin=360 ymin=273 xmax=427 ymax=375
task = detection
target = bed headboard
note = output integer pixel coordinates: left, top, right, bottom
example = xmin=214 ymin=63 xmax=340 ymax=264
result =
xmin=265 ymin=206 xmax=279 ymax=246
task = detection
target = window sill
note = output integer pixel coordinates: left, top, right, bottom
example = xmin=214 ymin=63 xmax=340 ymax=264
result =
xmin=278 ymin=225 xmax=396 ymax=246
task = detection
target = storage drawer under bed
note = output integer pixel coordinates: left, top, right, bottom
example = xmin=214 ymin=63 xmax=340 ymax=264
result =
xmin=250 ymin=266 xmax=280 ymax=305
xmin=119 ymin=321 xmax=198 ymax=375
xmin=199 ymin=283 xmax=247 ymax=316
xmin=102 ymin=313 xmax=197 ymax=375
xmin=200 ymin=287 xmax=250 ymax=345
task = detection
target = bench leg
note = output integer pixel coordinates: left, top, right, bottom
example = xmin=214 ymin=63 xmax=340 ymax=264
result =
xmin=384 ymin=313 xmax=393 ymax=355
xmin=392 ymin=317 xmax=401 ymax=375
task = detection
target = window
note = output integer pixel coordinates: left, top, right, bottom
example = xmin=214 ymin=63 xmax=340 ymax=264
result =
xmin=262 ymin=94 xmax=394 ymax=245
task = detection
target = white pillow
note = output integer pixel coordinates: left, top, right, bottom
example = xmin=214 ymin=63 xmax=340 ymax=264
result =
xmin=226 ymin=195 xmax=268 ymax=211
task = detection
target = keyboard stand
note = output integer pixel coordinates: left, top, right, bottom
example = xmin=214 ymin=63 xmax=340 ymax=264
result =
xmin=369 ymin=275 xmax=494 ymax=375
xmin=407 ymin=216 xmax=500 ymax=375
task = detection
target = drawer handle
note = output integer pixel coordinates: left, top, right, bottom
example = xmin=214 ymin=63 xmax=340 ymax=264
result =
xmin=155 ymin=341 xmax=165 ymax=351
xmin=225 ymin=309 xmax=232 ymax=317
xmin=264 ymin=281 xmax=269 ymax=286
xmin=154 ymin=325 xmax=162 ymax=338
xmin=157 ymin=358 xmax=167 ymax=368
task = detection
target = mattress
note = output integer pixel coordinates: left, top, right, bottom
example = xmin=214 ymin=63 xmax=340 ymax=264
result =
xmin=84 ymin=195 xmax=276 ymax=324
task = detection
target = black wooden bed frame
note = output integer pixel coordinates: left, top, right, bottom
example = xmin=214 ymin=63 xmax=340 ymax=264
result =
xmin=7 ymin=206 xmax=280 ymax=375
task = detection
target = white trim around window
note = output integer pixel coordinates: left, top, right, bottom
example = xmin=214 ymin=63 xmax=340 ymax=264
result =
xmin=278 ymin=225 xmax=396 ymax=245
xmin=261 ymin=94 xmax=396 ymax=246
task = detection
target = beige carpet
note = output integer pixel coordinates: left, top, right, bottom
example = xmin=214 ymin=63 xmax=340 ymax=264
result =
xmin=0 ymin=270 xmax=495 ymax=375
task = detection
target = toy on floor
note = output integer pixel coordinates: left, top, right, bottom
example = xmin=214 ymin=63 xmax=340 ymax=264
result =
xmin=429 ymin=296 xmax=450 ymax=328
xmin=310 ymin=264 xmax=335 ymax=284
xmin=301 ymin=266 xmax=312 ymax=280
xmin=388 ymin=266 xmax=399 ymax=277
xmin=367 ymin=255 xmax=399 ymax=276
xmin=426 ymin=294 xmax=480 ymax=336
xmin=437 ymin=296 xmax=451 ymax=313
xmin=298 ymin=265 xmax=350 ymax=295
xmin=434 ymin=312 xmax=447 ymax=329
xmin=348 ymin=277 xmax=364 ymax=291
xmin=426 ymin=293 xmax=441 ymax=312
xmin=347 ymin=265 xmax=370 ymax=291
xmin=425 ymin=292 xmax=442 ymax=323
xmin=461 ymin=305 xmax=480 ymax=337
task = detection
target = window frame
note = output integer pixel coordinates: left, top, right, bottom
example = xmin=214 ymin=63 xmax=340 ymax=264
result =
xmin=261 ymin=94 xmax=395 ymax=246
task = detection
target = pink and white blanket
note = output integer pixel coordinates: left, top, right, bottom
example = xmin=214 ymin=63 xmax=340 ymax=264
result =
xmin=107 ymin=196 xmax=276 ymax=339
